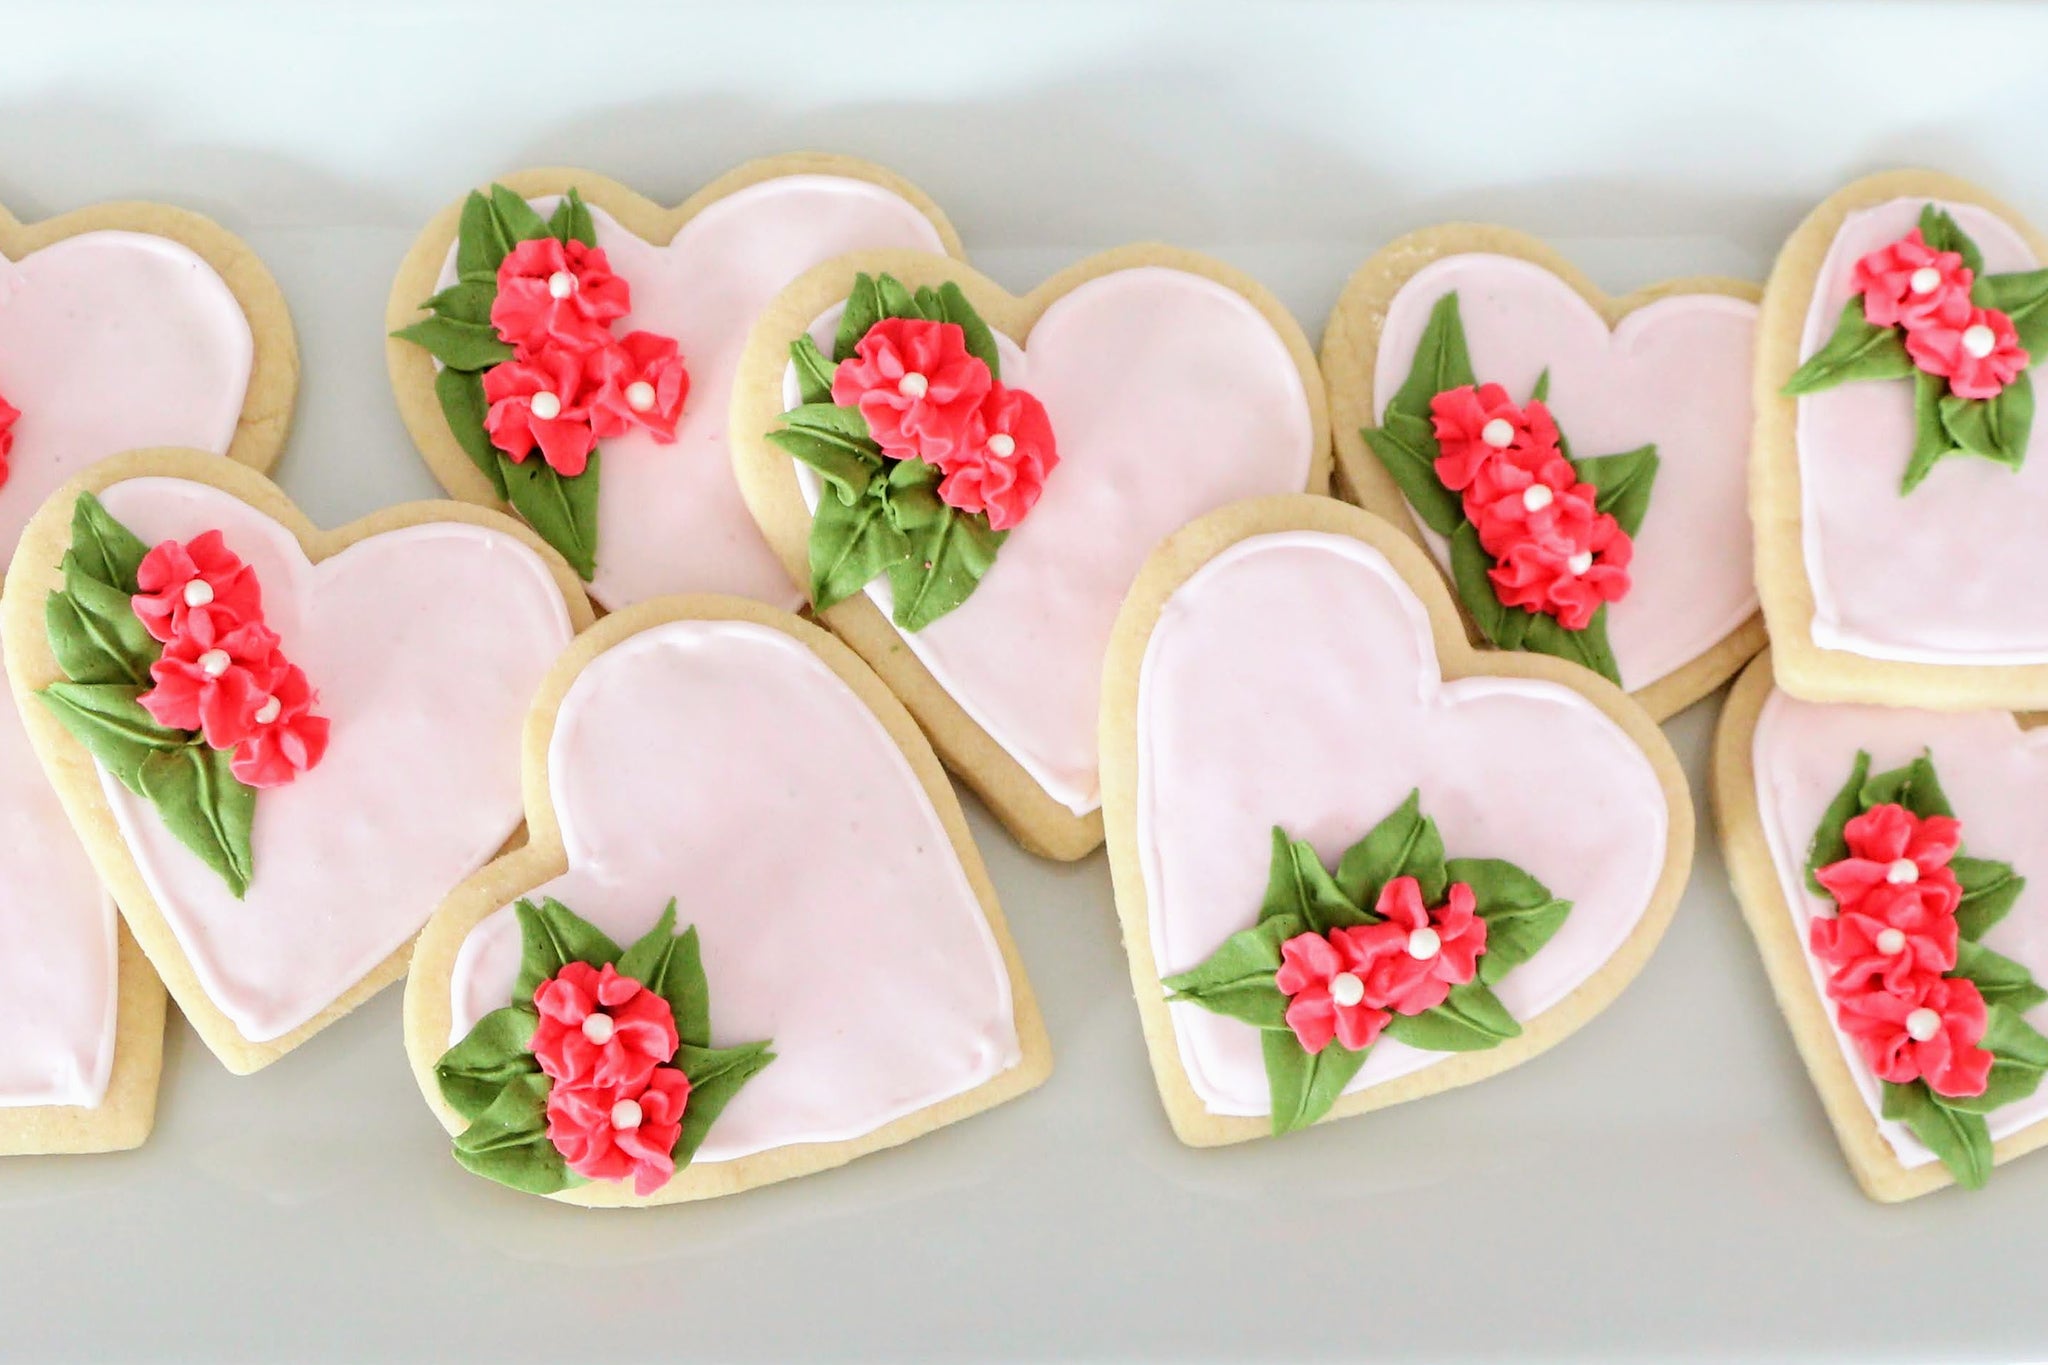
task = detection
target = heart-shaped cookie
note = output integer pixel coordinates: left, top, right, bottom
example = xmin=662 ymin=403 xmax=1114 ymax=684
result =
xmin=1323 ymin=225 xmax=1765 ymax=719
xmin=733 ymin=248 xmax=1329 ymax=860
xmin=1101 ymin=495 xmax=1689 ymax=1146
xmin=1756 ymin=170 xmax=2048 ymax=710
xmin=0 ymin=200 xmax=293 ymax=1148
xmin=403 ymin=596 xmax=1048 ymax=1206
xmin=2 ymin=451 xmax=591 ymax=1073
xmin=1716 ymin=649 xmax=2048 ymax=1199
xmin=386 ymin=156 xmax=958 ymax=612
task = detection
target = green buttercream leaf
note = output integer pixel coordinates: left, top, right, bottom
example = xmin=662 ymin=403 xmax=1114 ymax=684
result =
xmin=1953 ymin=855 xmax=2026 ymax=941
xmin=434 ymin=365 xmax=507 ymax=498
xmin=1519 ymin=603 xmax=1621 ymax=686
xmin=390 ymin=315 xmax=515 ymax=372
xmin=455 ymin=189 xmax=512 ymax=279
xmin=499 ymin=450 xmax=598 ymax=580
xmin=136 ymin=744 xmax=254 ymax=899
xmin=1859 ymin=751 xmax=1952 ymax=820
xmin=548 ymin=187 xmax=597 ymax=248
xmin=1335 ymin=790 xmax=1448 ymax=908
xmin=1902 ymin=370 xmax=1954 ymax=494
xmin=36 ymin=683 xmax=188 ymax=793
xmin=1382 ymin=979 xmax=1522 ymax=1052
xmin=1449 ymin=518 xmax=1508 ymax=637
xmin=1781 ymin=296 xmax=1914 ymax=396
xmin=1263 ymin=1028 xmax=1368 ymax=1136
xmin=1942 ymin=1005 xmax=2048 ymax=1115
xmin=928 ymin=281 xmax=1001 ymax=381
xmin=1920 ymin=203 xmax=1986 ymax=277
xmin=1389 ymin=292 xmax=1477 ymax=416
xmin=1938 ymin=371 xmax=2034 ymax=471
xmin=1260 ymin=827 xmax=1374 ymax=936
xmin=1882 ymin=1079 xmax=1991 ymax=1189
xmin=421 ymin=280 xmax=496 ymax=327
xmin=1804 ymin=749 xmax=1871 ymax=894
xmin=488 ymin=183 xmax=552 ymax=245
xmin=65 ymin=492 xmax=148 ymax=592
xmin=1531 ymin=368 xmax=1551 ymax=403
xmin=1574 ymin=443 xmax=1660 ymax=539
xmin=1951 ymin=939 xmax=2048 ymax=1014
xmin=876 ymin=273 xmax=919 ymax=321
xmin=1360 ymin=407 xmax=1463 ymax=536
xmin=807 ymin=481 xmax=911 ymax=613
xmin=614 ymin=901 xmax=713 ymax=1049
xmin=790 ymin=335 xmax=838 ymax=408
xmin=1974 ymin=267 xmax=2048 ymax=356
xmin=673 ymin=1040 xmax=776 ymax=1171
xmin=46 ymin=555 xmax=155 ymax=686
xmin=1446 ymin=856 xmax=1571 ymax=986
xmin=886 ymin=503 xmax=1005 ymax=633
xmin=450 ymin=1071 xmax=573 ymax=1196
xmin=434 ymin=1005 xmax=540 ymax=1122
xmin=1161 ymin=914 xmax=1305 ymax=1031
xmin=768 ymin=404 xmax=885 ymax=501
xmin=834 ymin=274 xmax=884 ymax=362
xmin=512 ymin=897 xmax=623 ymax=1005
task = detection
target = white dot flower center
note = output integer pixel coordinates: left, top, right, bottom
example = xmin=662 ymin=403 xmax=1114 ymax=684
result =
xmin=529 ymin=390 xmax=562 ymax=421
xmin=1886 ymin=858 xmax=1920 ymax=885
xmin=1328 ymin=972 xmax=1365 ymax=1007
xmin=1522 ymin=484 xmax=1554 ymax=513
xmin=1963 ymin=324 xmax=1997 ymax=358
xmin=253 ymin=696 xmax=282 ymax=726
xmin=1567 ymin=550 xmax=1594 ymax=575
xmin=182 ymin=578 xmax=214 ymax=608
xmin=898 ymin=371 xmax=929 ymax=399
xmin=1905 ymin=1008 xmax=1942 ymax=1043
xmin=987 ymin=432 xmax=1016 ymax=457
xmin=580 ymin=1012 xmax=616 ymax=1045
xmin=547 ymin=270 xmax=577 ymax=299
xmin=198 ymin=649 xmax=231 ymax=678
xmin=609 ymin=1098 xmax=643 ymax=1130
xmin=1407 ymin=927 xmax=1442 ymax=961
xmin=625 ymin=380 xmax=656 ymax=413
xmin=1910 ymin=266 xmax=1943 ymax=295
xmin=1876 ymin=927 xmax=1907 ymax=955
xmin=1481 ymin=417 xmax=1516 ymax=449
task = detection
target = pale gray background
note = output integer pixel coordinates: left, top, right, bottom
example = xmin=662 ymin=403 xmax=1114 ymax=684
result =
xmin=0 ymin=2 xmax=2042 ymax=1360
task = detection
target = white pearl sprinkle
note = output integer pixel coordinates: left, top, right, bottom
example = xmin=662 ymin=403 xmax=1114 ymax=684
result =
xmin=529 ymin=390 xmax=562 ymax=421
xmin=625 ymin=380 xmax=656 ymax=413
xmin=1328 ymin=972 xmax=1364 ymax=1007
xmin=198 ymin=649 xmax=230 ymax=678
xmin=898 ymin=372 xmax=929 ymax=399
xmin=1567 ymin=550 xmax=1594 ymax=575
xmin=253 ymin=696 xmax=281 ymax=726
xmin=547 ymin=270 xmax=577 ymax=299
xmin=580 ymin=1012 xmax=616 ymax=1045
xmin=1481 ymin=417 xmax=1516 ymax=449
xmin=182 ymin=578 xmax=214 ymax=608
xmin=1906 ymin=1008 xmax=1942 ymax=1044
xmin=1522 ymin=484 xmax=1554 ymax=513
xmin=610 ymin=1098 xmax=643 ymax=1130
xmin=1910 ymin=266 xmax=1943 ymax=295
xmin=1886 ymin=858 xmax=1920 ymax=886
xmin=1876 ymin=928 xmax=1908 ymax=955
xmin=1963 ymin=324 xmax=1997 ymax=358
xmin=1407 ymin=927 xmax=1442 ymax=961
xmin=988 ymin=433 xmax=1016 ymax=457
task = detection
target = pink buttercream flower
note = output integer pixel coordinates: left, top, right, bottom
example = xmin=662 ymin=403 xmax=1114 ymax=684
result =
xmin=831 ymin=317 xmax=992 ymax=467
xmin=0 ymin=392 xmax=17 ymax=490
xmin=139 ymin=618 xmax=283 ymax=750
xmin=530 ymin=961 xmax=681 ymax=1093
xmin=1811 ymin=899 xmax=1960 ymax=1000
xmin=935 ymin=382 xmax=1058 ymax=530
xmin=544 ymin=1066 xmax=691 ymax=1197
xmin=130 ymin=530 xmax=263 ymax=645
xmin=482 ymin=344 xmax=602 ymax=477
xmin=490 ymin=236 xmax=630 ymax=352
xmin=1906 ymin=306 xmax=2029 ymax=400
xmin=227 ymin=659 xmax=329 ymax=789
xmin=1834 ymin=973 xmax=1992 ymax=1099
xmin=1461 ymin=441 xmax=1593 ymax=558
xmin=1487 ymin=510 xmax=1634 ymax=631
xmin=1273 ymin=928 xmax=1393 ymax=1054
xmin=587 ymin=331 xmax=690 ymax=442
xmin=1814 ymin=803 xmax=1962 ymax=922
xmin=1429 ymin=384 xmax=1559 ymax=492
xmin=1347 ymin=876 xmax=1488 ymax=1017
xmin=1852 ymin=228 xmax=1975 ymax=332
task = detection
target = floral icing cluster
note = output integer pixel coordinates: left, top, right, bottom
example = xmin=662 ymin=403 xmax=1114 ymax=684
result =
xmin=0 ymin=390 xmax=18 ymax=490
xmin=394 ymin=184 xmax=687 ymax=580
xmin=1785 ymin=204 xmax=2048 ymax=492
xmin=37 ymin=493 xmax=328 ymax=896
xmin=769 ymin=272 xmax=1059 ymax=630
xmin=1361 ymin=292 xmax=1658 ymax=687
xmin=1802 ymin=750 xmax=2048 ymax=1188
xmin=434 ymin=897 xmax=773 ymax=1198
xmin=1163 ymin=791 xmax=1572 ymax=1135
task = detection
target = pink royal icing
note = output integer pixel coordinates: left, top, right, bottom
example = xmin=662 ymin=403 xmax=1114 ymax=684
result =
xmin=91 ymin=478 xmax=574 ymax=1043
xmin=1372 ymin=253 xmax=1759 ymax=691
xmin=445 ymin=619 xmax=1019 ymax=1165
xmin=1752 ymin=687 xmax=2048 ymax=1166
xmin=1136 ymin=531 xmax=1668 ymax=1118
xmin=1796 ymin=199 xmax=2048 ymax=663
xmin=786 ymin=268 xmax=1318 ymax=815
xmin=434 ymin=177 xmax=947 ymax=611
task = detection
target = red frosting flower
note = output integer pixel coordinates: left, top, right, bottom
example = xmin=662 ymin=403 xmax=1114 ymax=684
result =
xmin=227 ymin=660 xmax=330 ymax=789
xmin=1852 ymin=228 xmax=1975 ymax=332
xmin=1906 ymin=306 xmax=2030 ymax=400
xmin=490 ymin=237 xmax=631 ymax=352
xmin=530 ymin=961 xmax=681 ymax=1093
xmin=139 ymin=619 xmax=284 ymax=749
xmin=935 ymin=382 xmax=1058 ymax=530
xmin=1814 ymin=803 xmax=1962 ymax=921
xmin=1274 ymin=928 xmax=1393 ymax=1054
xmin=130 ymin=531 xmax=263 ymax=645
xmin=1347 ymin=876 xmax=1488 ymax=1017
xmin=831 ymin=318 xmax=992 ymax=467
xmin=1487 ymin=511 xmax=1634 ymax=632
xmin=1462 ymin=441 xmax=1593 ymax=558
xmin=1834 ymin=973 xmax=1993 ymax=1099
xmin=482 ymin=345 xmax=602 ymax=477
xmin=0 ymin=392 xmax=17 ymax=490
xmin=1429 ymin=384 xmax=1559 ymax=492
xmin=1810 ymin=899 xmax=1959 ymax=999
xmin=544 ymin=1066 xmax=691 ymax=1197
xmin=587 ymin=331 xmax=689 ymax=442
